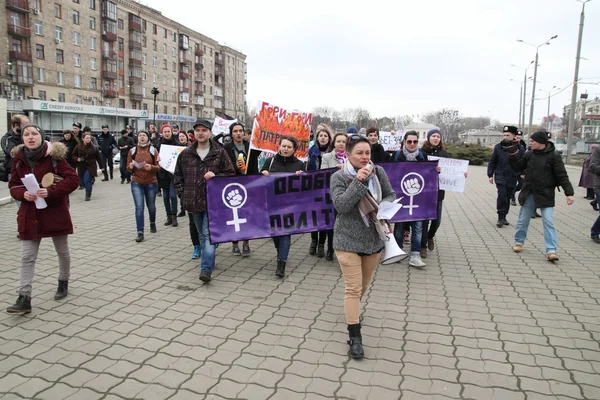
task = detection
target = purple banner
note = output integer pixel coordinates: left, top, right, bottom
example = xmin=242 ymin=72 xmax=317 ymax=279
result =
xmin=207 ymin=162 xmax=439 ymax=243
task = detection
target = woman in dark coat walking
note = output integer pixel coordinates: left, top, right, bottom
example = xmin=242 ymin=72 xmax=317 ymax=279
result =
xmin=261 ymin=136 xmax=306 ymax=278
xmin=7 ymin=124 xmax=79 ymax=313
xmin=59 ymin=130 xmax=79 ymax=169
xmin=579 ymin=144 xmax=597 ymax=200
xmin=72 ymin=132 xmax=104 ymax=201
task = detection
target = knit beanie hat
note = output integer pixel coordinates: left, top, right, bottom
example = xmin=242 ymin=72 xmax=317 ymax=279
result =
xmin=530 ymin=131 xmax=551 ymax=144
xmin=346 ymin=126 xmax=358 ymax=134
xmin=427 ymin=129 xmax=441 ymax=140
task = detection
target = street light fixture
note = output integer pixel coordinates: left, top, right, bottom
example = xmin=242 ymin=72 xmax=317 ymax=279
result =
xmin=539 ymin=86 xmax=560 ymax=131
xmin=511 ymin=61 xmax=534 ymax=127
xmin=566 ymin=0 xmax=593 ymax=163
xmin=517 ymin=35 xmax=558 ymax=136
xmin=151 ymin=87 xmax=160 ymax=129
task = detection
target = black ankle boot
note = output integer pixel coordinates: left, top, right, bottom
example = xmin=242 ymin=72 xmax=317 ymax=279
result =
xmin=325 ymin=248 xmax=334 ymax=261
xmin=347 ymin=323 xmax=364 ymax=359
xmin=54 ymin=280 xmax=68 ymax=300
xmin=171 ymin=215 xmax=178 ymax=227
xmin=85 ymin=191 xmax=91 ymax=201
xmin=317 ymin=244 xmax=325 ymax=258
xmin=177 ymin=209 xmax=186 ymax=217
xmin=164 ymin=215 xmax=172 ymax=226
xmin=309 ymin=239 xmax=317 ymax=255
xmin=275 ymin=260 xmax=286 ymax=278
xmin=7 ymin=294 xmax=32 ymax=314
xmin=135 ymin=233 xmax=144 ymax=242
xmin=150 ymin=223 xmax=157 ymax=233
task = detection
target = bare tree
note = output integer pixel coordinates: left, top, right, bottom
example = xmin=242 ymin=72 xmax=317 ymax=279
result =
xmin=422 ymin=109 xmax=461 ymax=142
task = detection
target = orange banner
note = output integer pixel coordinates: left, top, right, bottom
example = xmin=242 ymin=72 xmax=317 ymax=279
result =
xmin=250 ymin=101 xmax=312 ymax=160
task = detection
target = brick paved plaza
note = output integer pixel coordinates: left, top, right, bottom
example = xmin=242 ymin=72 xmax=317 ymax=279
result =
xmin=0 ymin=165 xmax=599 ymax=400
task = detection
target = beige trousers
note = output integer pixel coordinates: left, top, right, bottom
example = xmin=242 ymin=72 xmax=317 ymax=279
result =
xmin=336 ymin=250 xmax=381 ymax=325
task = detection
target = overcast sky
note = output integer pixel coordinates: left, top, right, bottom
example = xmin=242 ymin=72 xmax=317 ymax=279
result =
xmin=144 ymin=0 xmax=600 ymax=125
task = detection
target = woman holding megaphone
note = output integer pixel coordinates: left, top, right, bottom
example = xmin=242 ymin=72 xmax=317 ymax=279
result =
xmin=330 ymin=135 xmax=396 ymax=359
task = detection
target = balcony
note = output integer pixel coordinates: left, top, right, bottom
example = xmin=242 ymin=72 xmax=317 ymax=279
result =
xmin=128 ymin=16 xmax=142 ymax=32
xmin=195 ymin=90 xmax=204 ymax=97
xmin=195 ymin=62 xmax=204 ymax=70
xmin=13 ymin=75 xmax=33 ymax=86
xmin=215 ymin=66 xmax=225 ymax=77
xmin=179 ymin=71 xmax=191 ymax=80
xmin=9 ymin=50 xmax=32 ymax=62
xmin=102 ymin=50 xmax=117 ymax=59
xmin=179 ymin=57 xmax=189 ymax=66
xmin=215 ymin=56 xmax=223 ymax=66
xmin=128 ymin=57 xmax=142 ymax=66
xmin=194 ymin=74 xmax=202 ymax=83
xmin=102 ymin=70 xmax=118 ymax=80
xmin=195 ymin=48 xmax=203 ymax=57
xmin=129 ymin=93 xmax=143 ymax=101
xmin=129 ymin=76 xmax=142 ymax=84
xmin=8 ymin=24 xmax=31 ymax=37
xmin=104 ymin=89 xmax=118 ymax=98
xmin=180 ymin=87 xmax=190 ymax=93
xmin=102 ymin=31 xmax=117 ymax=42
xmin=129 ymin=38 xmax=142 ymax=50
xmin=6 ymin=0 xmax=29 ymax=12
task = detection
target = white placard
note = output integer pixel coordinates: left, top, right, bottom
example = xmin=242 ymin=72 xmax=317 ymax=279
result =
xmin=212 ymin=116 xmax=237 ymax=136
xmin=379 ymin=131 xmax=405 ymax=152
xmin=428 ymin=156 xmax=469 ymax=192
xmin=158 ymin=144 xmax=185 ymax=174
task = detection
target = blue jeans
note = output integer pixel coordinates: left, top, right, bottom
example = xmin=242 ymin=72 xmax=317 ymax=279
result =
xmin=162 ymin=181 xmax=178 ymax=216
xmin=272 ymin=235 xmax=291 ymax=261
xmin=591 ymin=192 xmax=600 ymax=237
xmin=422 ymin=200 xmax=444 ymax=247
xmin=131 ymin=182 xmax=157 ymax=233
xmin=514 ymin=194 xmax=558 ymax=254
xmin=394 ymin=221 xmax=423 ymax=256
xmin=192 ymin=212 xmax=215 ymax=274
xmin=83 ymin=170 xmax=93 ymax=192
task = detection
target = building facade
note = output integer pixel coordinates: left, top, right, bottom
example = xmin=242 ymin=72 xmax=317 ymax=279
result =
xmin=563 ymin=97 xmax=600 ymax=141
xmin=458 ymin=129 xmax=504 ymax=148
xmin=1 ymin=0 xmax=247 ymax=133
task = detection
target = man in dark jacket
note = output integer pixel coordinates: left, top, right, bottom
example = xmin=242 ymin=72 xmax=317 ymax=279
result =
xmin=488 ymin=126 xmax=525 ymax=227
xmin=223 ymin=122 xmax=256 ymax=257
xmin=2 ymin=114 xmax=29 ymax=183
xmin=97 ymin=124 xmax=117 ymax=181
xmin=117 ymin=129 xmax=135 ymax=184
xmin=508 ymin=131 xmax=574 ymax=261
xmin=588 ymin=144 xmax=600 ymax=244
xmin=174 ymin=119 xmax=235 ymax=283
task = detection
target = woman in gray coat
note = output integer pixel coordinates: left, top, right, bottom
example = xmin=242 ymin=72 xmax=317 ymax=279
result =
xmin=330 ymin=136 xmax=396 ymax=359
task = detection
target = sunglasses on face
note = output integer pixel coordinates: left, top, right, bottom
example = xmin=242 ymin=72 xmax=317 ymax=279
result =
xmin=405 ymin=140 xmax=418 ymax=144
xmin=348 ymin=134 xmax=369 ymax=146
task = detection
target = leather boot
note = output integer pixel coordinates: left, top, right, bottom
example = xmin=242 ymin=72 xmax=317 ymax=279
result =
xmin=347 ymin=323 xmax=364 ymax=359
xmin=135 ymin=233 xmax=144 ymax=242
xmin=150 ymin=223 xmax=157 ymax=233
xmin=171 ymin=215 xmax=178 ymax=227
xmin=6 ymin=294 xmax=32 ymax=314
xmin=177 ymin=209 xmax=186 ymax=217
xmin=317 ymin=244 xmax=325 ymax=258
xmin=164 ymin=215 xmax=173 ymax=226
xmin=309 ymin=239 xmax=317 ymax=255
xmin=54 ymin=280 xmax=68 ymax=300
xmin=275 ymin=260 xmax=286 ymax=278
xmin=85 ymin=191 xmax=91 ymax=201
xmin=325 ymin=248 xmax=334 ymax=261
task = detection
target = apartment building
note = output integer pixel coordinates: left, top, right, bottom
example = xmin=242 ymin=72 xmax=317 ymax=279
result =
xmin=1 ymin=0 xmax=248 ymax=133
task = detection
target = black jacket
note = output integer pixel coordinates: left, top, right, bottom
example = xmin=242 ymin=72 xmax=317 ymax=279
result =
xmin=487 ymin=141 xmax=524 ymax=186
xmin=59 ymin=137 xmax=79 ymax=168
xmin=371 ymin=143 xmax=390 ymax=164
xmin=422 ymin=145 xmax=448 ymax=201
xmin=261 ymin=153 xmax=306 ymax=174
xmin=509 ymin=141 xmax=574 ymax=208
xmin=223 ymin=140 xmax=257 ymax=175
xmin=117 ymin=135 xmax=135 ymax=157
xmin=2 ymin=130 xmax=22 ymax=172
xmin=97 ymin=133 xmax=117 ymax=155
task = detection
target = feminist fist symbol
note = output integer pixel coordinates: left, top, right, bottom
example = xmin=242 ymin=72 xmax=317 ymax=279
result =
xmin=226 ymin=189 xmax=243 ymax=207
xmin=403 ymin=178 xmax=421 ymax=195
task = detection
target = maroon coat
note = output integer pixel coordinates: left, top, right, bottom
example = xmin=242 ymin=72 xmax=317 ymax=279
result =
xmin=579 ymin=156 xmax=594 ymax=189
xmin=174 ymin=140 xmax=235 ymax=213
xmin=72 ymin=142 xmax=103 ymax=179
xmin=9 ymin=142 xmax=80 ymax=240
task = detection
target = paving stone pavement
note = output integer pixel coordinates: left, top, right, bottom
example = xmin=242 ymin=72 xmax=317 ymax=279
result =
xmin=0 ymin=165 xmax=599 ymax=400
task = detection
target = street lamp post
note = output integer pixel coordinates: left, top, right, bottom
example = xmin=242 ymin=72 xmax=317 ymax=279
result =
xmin=566 ymin=0 xmax=592 ymax=163
xmin=511 ymin=61 xmax=534 ymax=128
xmin=151 ymin=87 xmax=160 ymax=129
xmin=546 ymin=86 xmax=559 ymax=131
xmin=517 ymin=35 xmax=558 ymax=136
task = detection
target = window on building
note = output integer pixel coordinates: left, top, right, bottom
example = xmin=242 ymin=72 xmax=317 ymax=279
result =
xmin=163 ymin=105 xmax=167 ymax=113
xmin=153 ymin=73 xmax=157 ymax=83
xmin=55 ymin=3 xmax=62 ymax=18
xmin=162 ymin=74 xmax=166 ymax=85
xmin=89 ymin=0 xmax=96 ymax=9
xmin=172 ymin=47 xmax=176 ymax=57
xmin=56 ymin=49 xmax=64 ymax=63
xmin=172 ymin=77 xmax=176 ymax=88
xmin=58 ymin=93 xmax=65 ymax=102
xmin=102 ymin=1 xmax=117 ymax=21
xmin=37 ymin=67 xmax=45 ymax=82
xmin=32 ymin=0 xmax=42 ymax=12
xmin=57 ymin=71 xmax=64 ymax=85
xmin=89 ymin=16 xmax=96 ymax=30
xmin=55 ymin=26 xmax=63 ymax=41
xmin=162 ymin=43 xmax=166 ymax=54
xmin=74 ymin=53 xmax=81 ymax=67
xmin=73 ymin=31 xmax=80 ymax=45
xmin=172 ymin=62 xmax=176 ymax=72
xmin=162 ymin=28 xmax=167 ymax=38
xmin=34 ymin=20 xmax=43 ymax=36
xmin=142 ymin=102 xmax=148 ymax=110
xmin=118 ymin=37 xmax=124 ymax=52
xmin=172 ymin=107 xmax=176 ymax=114
xmin=118 ymin=18 xmax=123 ymax=29
xmin=152 ymin=40 xmax=157 ymax=51
xmin=152 ymin=56 xmax=157 ymax=67
xmin=163 ymin=59 xmax=167 ymax=69
xmin=143 ymin=70 xmax=147 ymax=80
xmin=118 ymin=75 xmax=124 ymax=89
xmin=90 ymin=57 xmax=97 ymax=70
xmin=91 ymin=77 xmax=97 ymax=89
xmin=73 ymin=11 xmax=80 ymax=24
xmin=75 ymin=74 xmax=82 ymax=88
xmin=36 ymin=44 xmax=44 ymax=59
xmin=153 ymin=24 xmax=157 ymax=35
xmin=38 ymin=90 xmax=46 ymax=100
xmin=90 ymin=37 xmax=96 ymax=49
xmin=142 ymin=36 xmax=146 ymax=47
xmin=162 ymin=92 xmax=167 ymax=101
xmin=118 ymin=59 xmax=124 ymax=70
xmin=142 ymin=53 xmax=147 ymax=64
xmin=75 ymin=95 xmax=83 ymax=104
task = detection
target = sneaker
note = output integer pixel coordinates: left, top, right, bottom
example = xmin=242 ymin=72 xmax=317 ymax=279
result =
xmin=408 ymin=255 xmax=426 ymax=269
xmin=232 ymin=246 xmax=241 ymax=256
xmin=427 ymin=238 xmax=435 ymax=251
xmin=192 ymin=245 xmax=201 ymax=259
xmin=547 ymin=253 xmax=559 ymax=262
xmin=592 ymin=236 xmax=600 ymax=244
xmin=512 ymin=244 xmax=523 ymax=253
xmin=242 ymin=244 xmax=251 ymax=257
xmin=199 ymin=272 xmax=212 ymax=283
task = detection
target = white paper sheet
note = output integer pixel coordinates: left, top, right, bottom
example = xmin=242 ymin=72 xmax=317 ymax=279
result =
xmin=377 ymin=198 xmax=404 ymax=220
xmin=21 ymin=173 xmax=47 ymax=209
xmin=133 ymin=160 xmax=147 ymax=169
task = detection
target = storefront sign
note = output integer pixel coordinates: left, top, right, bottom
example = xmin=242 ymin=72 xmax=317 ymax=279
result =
xmin=22 ymin=100 xmax=148 ymax=118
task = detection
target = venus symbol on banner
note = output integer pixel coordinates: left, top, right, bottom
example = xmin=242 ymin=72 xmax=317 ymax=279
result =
xmin=400 ymin=172 xmax=425 ymax=216
xmin=222 ymin=183 xmax=248 ymax=232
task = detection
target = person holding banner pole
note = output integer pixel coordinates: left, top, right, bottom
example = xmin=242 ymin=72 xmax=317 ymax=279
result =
xmin=260 ymin=136 xmax=306 ymax=278
xmin=174 ymin=118 xmax=235 ymax=283
xmin=330 ymin=135 xmax=396 ymax=359
xmin=155 ymin=124 xmax=182 ymax=227
xmin=308 ymin=124 xmax=333 ymax=259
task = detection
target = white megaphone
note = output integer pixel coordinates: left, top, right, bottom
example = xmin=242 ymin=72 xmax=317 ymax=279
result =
xmin=381 ymin=231 xmax=408 ymax=265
